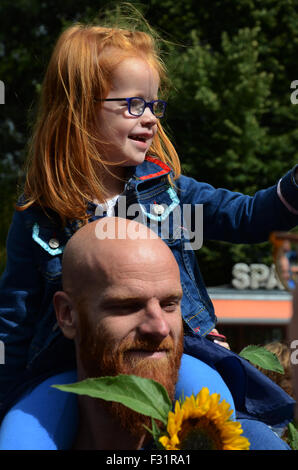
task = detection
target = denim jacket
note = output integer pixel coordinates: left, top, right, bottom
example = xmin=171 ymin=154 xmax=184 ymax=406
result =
xmin=0 ymin=156 xmax=297 ymax=414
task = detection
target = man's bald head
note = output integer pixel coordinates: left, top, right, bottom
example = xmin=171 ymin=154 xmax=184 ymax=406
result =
xmin=61 ymin=217 xmax=181 ymax=303
xmin=55 ymin=217 xmax=184 ymax=439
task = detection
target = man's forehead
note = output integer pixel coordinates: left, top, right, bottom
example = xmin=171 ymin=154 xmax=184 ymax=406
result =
xmin=100 ymin=271 xmax=183 ymax=301
xmin=104 ymin=261 xmax=181 ymax=290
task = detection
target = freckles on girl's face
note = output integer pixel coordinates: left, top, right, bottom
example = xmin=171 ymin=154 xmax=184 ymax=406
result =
xmin=96 ymin=57 xmax=160 ymax=168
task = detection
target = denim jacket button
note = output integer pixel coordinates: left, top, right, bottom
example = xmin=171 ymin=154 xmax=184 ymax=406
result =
xmin=153 ymin=204 xmax=164 ymax=215
xmin=49 ymin=238 xmax=60 ymax=249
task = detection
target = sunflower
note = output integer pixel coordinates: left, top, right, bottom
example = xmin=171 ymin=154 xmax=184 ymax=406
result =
xmin=159 ymin=387 xmax=250 ymax=450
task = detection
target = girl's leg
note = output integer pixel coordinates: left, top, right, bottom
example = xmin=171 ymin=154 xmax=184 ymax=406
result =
xmin=0 ymin=370 xmax=78 ymax=450
xmin=238 ymin=419 xmax=291 ymax=450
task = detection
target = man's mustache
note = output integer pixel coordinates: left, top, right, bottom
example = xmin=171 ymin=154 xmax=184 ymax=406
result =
xmin=118 ymin=336 xmax=175 ymax=355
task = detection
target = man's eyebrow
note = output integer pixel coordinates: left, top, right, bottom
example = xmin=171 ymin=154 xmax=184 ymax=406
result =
xmin=100 ymin=292 xmax=183 ymax=306
xmin=101 ymin=295 xmax=142 ymax=304
xmin=98 ymin=295 xmax=143 ymax=308
xmin=161 ymin=292 xmax=183 ymax=302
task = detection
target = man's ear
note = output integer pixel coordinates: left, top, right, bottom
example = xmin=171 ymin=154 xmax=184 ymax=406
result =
xmin=53 ymin=291 xmax=77 ymax=340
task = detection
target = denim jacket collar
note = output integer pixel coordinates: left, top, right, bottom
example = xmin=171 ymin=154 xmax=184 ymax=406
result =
xmin=87 ymin=155 xmax=173 ymax=214
xmin=132 ymin=155 xmax=172 ymax=183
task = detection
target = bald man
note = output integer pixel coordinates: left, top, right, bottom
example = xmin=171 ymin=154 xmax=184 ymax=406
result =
xmin=51 ymin=217 xmax=291 ymax=451
xmin=54 ymin=217 xmax=184 ymax=450
xmin=0 ymin=218 xmax=292 ymax=450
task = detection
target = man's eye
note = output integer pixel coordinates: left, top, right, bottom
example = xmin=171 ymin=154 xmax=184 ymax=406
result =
xmin=114 ymin=303 xmax=143 ymax=314
xmin=162 ymin=302 xmax=179 ymax=312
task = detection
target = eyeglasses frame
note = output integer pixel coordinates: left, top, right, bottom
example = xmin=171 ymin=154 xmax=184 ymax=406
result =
xmin=94 ymin=97 xmax=167 ymax=118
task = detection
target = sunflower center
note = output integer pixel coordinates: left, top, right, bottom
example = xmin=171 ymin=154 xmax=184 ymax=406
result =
xmin=178 ymin=417 xmax=222 ymax=450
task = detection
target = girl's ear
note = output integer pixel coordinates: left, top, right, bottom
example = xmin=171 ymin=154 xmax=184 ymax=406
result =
xmin=53 ymin=291 xmax=77 ymax=339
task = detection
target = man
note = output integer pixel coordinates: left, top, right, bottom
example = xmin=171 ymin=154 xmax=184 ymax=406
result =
xmin=0 ymin=217 xmax=293 ymax=449
xmin=54 ymin=217 xmax=184 ymax=450
xmin=52 ymin=217 xmax=292 ymax=450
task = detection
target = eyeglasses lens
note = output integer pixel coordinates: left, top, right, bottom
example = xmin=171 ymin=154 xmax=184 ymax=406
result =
xmin=152 ymin=101 xmax=165 ymax=118
xmin=129 ymin=98 xmax=165 ymax=118
xmin=130 ymin=98 xmax=145 ymax=116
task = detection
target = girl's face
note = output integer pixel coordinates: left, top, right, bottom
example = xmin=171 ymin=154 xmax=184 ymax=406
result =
xmin=96 ymin=57 xmax=160 ymax=169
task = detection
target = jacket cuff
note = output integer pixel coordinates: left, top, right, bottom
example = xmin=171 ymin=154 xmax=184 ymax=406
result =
xmin=277 ymin=165 xmax=298 ymax=214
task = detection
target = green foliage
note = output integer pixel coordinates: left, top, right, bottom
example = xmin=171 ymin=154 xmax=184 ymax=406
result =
xmin=142 ymin=418 xmax=165 ymax=450
xmin=287 ymin=422 xmax=298 ymax=450
xmin=239 ymin=344 xmax=284 ymax=373
xmin=163 ymin=7 xmax=298 ymax=191
xmin=53 ymin=374 xmax=172 ymax=426
xmin=1 ymin=0 xmax=298 ymax=282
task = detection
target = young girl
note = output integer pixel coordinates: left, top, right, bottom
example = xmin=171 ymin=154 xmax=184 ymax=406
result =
xmin=0 ymin=22 xmax=297 ymax=449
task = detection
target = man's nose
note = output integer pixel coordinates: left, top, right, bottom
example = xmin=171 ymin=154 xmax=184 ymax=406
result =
xmin=137 ymin=300 xmax=170 ymax=339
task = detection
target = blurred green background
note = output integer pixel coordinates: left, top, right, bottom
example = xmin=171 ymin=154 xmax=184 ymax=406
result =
xmin=0 ymin=0 xmax=297 ymax=284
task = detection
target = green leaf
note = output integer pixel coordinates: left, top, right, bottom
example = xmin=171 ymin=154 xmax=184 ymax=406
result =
xmin=288 ymin=422 xmax=298 ymax=450
xmin=52 ymin=374 xmax=172 ymax=426
xmin=143 ymin=419 xmax=164 ymax=450
xmin=239 ymin=345 xmax=284 ymax=373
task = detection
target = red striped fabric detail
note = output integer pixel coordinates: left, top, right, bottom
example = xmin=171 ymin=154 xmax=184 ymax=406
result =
xmin=138 ymin=156 xmax=171 ymax=180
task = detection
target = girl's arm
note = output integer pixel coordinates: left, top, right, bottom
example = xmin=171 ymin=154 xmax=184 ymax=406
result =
xmin=0 ymin=209 xmax=43 ymax=404
xmin=177 ymin=166 xmax=298 ymax=243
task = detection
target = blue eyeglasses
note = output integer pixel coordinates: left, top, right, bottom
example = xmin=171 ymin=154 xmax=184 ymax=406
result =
xmin=96 ymin=97 xmax=167 ymax=118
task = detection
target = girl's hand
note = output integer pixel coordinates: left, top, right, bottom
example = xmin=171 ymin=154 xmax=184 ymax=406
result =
xmin=209 ymin=328 xmax=231 ymax=350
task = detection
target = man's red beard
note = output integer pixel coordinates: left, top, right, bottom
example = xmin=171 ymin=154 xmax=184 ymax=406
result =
xmin=77 ymin=306 xmax=184 ymax=438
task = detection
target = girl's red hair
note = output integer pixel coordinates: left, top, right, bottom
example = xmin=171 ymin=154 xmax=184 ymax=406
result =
xmin=19 ymin=24 xmax=181 ymax=224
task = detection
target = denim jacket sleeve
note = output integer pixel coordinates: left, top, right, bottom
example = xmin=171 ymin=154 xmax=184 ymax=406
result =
xmin=0 ymin=209 xmax=44 ymax=403
xmin=176 ymin=165 xmax=298 ymax=243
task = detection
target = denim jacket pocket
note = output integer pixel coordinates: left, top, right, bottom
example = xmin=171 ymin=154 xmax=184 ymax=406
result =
xmin=139 ymin=186 xmax=179 ymax=221
xmin=32 ymin=223 xmax=65 ymax=283
xmin=135 ymin=186 xmax=181 ymax=240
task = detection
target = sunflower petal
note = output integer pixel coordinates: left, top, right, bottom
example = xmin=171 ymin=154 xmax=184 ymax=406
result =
xmin=167 ymin=388 xmax=250 ymax=450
